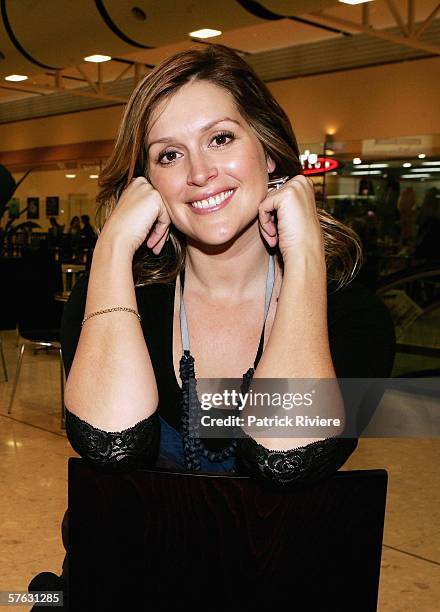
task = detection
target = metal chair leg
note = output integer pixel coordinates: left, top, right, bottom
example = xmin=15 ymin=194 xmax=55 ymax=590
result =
xmin=59 ymin=348 xmax=65 ymax=430
xmin=8 ymin=343 xmax=25 ymax=414
xmin=0 ymin=337 xmax=8 ymax=382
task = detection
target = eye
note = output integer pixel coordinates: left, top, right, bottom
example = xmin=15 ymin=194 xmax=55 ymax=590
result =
xmin=211 ymin=131 xmax=235 ymax=147
xmin=157 ymin=150 xmax=182 ymax=165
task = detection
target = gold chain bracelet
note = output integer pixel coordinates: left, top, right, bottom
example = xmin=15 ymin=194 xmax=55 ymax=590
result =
xmin=81 ymin=307 xmax=141 ymax=327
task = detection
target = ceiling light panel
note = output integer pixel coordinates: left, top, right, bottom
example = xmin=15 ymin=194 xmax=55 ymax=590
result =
xmin=5 ymin=75 xmax=28 ymax=81
xmin=189 ymin=28 xmax=222 ymax=39
xmin=339 ymin=0 xmax=374 ymax=5
xmin=84 ymin=54 xmax=112 ymax=63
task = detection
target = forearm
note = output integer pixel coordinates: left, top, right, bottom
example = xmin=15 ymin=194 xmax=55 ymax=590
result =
xmin=64 ymin=239 xmax=159 ymax=431
xmin=256 ymin=250 xmax=332 ymax=379
xmin=251 ymin=249 xmax=343 ymax=450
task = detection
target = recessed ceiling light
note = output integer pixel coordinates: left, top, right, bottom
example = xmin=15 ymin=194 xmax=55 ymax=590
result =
xmin=5 ymin=74 xmax=28 ymax=81
xmin=189 ymin=28 xmax=222 ymax=39
xmin=339 ymin=0 xmax=373 ymax=5
xmin=65 ymin=174 xmax=76 ymax=178
xmin=89 ymin=174 xmax=99 ymax=179
xmin=351 ymin=171 xmax=382 ymax=175
xmin=418 ymin=153 xmax=426 ymax=159
xmin=402 ymin=162 xmax=412 ymax=168
xmin=402 ymin=174 xmax=430 ymax=179
xmin=84 ymin=54 xmax=112 ymax=63
xmin=353 ymin=158 xmax=362 ymax=165
xmin=411 ymin=167 xmax=440 ymax=172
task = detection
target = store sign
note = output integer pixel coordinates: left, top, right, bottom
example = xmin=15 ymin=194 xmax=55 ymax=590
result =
xmin=362 ymin=136 xmax=433 ymax=156
xmin=303 ymin=157 xmax=339 ymax=175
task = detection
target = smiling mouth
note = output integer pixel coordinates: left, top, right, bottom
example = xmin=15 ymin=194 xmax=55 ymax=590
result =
xmin=189 ymin=189 xmax=235 ymax=209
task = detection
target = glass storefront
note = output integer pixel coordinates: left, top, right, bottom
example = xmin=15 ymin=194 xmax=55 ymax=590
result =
xmin=304 ymin=135 xmax=440 ymax=281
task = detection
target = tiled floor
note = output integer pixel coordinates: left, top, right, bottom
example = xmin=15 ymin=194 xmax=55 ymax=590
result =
xmin=0 ymin=329 xmax=439 ymax=611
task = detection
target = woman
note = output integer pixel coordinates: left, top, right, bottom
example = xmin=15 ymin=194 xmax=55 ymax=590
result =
xmin=67 ymin=216 xmax=81 ymax=235
xmin=61 ymin=45 xmax=395 ymax=483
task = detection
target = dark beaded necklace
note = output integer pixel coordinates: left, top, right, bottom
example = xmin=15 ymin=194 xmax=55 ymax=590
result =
xmin=179 ymin=254 xmax=276 ymax=471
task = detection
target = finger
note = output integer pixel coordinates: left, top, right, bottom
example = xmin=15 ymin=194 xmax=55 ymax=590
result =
xmin=151 ymin=228 xmax=169 ymax=255
xmin=258 ymin=202 xmax=278 ymax=247
xmin=146 ymin=201 xmax=171 ymax=244
xmin=259 ymin=197 xmax=278 ymax=236
xmin=259 ymin=212 xmax=277 ymax=239
xmin=292 ymin=174 xmax=314 ymax=192
xmin=305 ymin=176 xmax=315 ymax=192
xmin=117 ymin=176 xmax=148 ymax=201
xmin=259 ymin=225 xmax=278 ymax=248
xmin=146 ymin=221 xmax=168 ymax=248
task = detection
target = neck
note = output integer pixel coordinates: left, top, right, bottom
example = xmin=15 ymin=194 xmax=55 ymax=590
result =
xmin=183 ymin=221 xmax=280 ymax=304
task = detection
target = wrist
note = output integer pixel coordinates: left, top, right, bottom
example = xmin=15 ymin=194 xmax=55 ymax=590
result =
xmin=282 ymin=244 xmax=326 ymax=273
xmin=94 ymin=231 xmax=136 ymax=261
xmin=92 ymin=236 xmax=135 ymax=268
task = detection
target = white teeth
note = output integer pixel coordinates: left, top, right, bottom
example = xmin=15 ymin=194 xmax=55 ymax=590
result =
xmin=191 ymin=189 xmax=233 ymax=209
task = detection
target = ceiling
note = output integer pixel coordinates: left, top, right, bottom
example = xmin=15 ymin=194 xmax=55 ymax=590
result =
xmin=0 ymin=0 xmax=439 ymax=124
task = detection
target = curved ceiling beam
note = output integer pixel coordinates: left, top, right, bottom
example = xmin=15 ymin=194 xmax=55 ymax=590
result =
xmin=236 ymin=0 xmax=351 ymax=37
xmin=235 ymin=0 xmax=282 ymax=21
xmin=94 ymin=0 xmax=154 ymax=49
xmin=0 ymin=0 xmax=62 ymax=70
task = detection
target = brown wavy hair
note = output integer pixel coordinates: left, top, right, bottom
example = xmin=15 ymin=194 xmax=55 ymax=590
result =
xmin=96 ymin=44 xmax=362 ymax=288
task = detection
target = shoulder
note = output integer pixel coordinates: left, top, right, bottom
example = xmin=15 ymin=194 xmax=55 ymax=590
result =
xmin=328 ymin=279 xmax=390 ymax=324
xmin=327 ymin=280 xmax=396 ymax=377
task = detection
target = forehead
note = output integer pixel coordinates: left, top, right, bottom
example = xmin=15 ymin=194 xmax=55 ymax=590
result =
xmin=147 ymin=80 xmax=243 ymax=140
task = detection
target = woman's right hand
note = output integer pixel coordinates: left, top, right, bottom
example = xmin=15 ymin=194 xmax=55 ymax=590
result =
xmin=98 ymin=177 xmax=172 ymax=256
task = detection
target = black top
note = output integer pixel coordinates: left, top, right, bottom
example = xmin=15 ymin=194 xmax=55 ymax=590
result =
xmin=61 ymin=273 xmax=395 ymax=488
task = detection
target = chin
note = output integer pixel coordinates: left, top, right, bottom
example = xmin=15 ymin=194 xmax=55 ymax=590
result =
xmin=178 ymin=215 xmax=258 ymax=249
xmin=185 ymin=226 xmax=241 ymax=250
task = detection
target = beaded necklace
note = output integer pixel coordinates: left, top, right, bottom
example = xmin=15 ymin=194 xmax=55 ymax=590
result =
xmin=178 ymin=254 xmax=276 ymax=471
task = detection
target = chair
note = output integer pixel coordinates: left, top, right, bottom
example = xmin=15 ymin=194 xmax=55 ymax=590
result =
xmin=68 ymin=459 xmax=388 ymax=612
xmin=61 ymin=263 xmax=86 ymax=292
xmin=7 ymin=249 xmax=65 ymax=428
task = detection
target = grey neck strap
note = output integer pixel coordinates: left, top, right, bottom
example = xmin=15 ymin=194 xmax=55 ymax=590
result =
xmin=179 ymin=254 xmax=276 ymax=353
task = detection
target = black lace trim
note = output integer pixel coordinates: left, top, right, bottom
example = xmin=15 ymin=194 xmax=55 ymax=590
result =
xmin=236 ymin=436 xmax=358 ymax=489
xmin=65 ymin=409 xmax=161 ymax=471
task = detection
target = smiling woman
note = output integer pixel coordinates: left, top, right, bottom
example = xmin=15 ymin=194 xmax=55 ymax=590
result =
xmin=61 ymin=44 xmax=395 ymax=479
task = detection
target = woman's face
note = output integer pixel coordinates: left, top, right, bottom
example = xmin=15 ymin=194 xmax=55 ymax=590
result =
xmin=147 ymin=80 xmax=274 ymax=246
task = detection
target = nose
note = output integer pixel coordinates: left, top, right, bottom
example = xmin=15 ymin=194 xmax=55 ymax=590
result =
xmin=186 ymin=151 xmax=218 ymax=186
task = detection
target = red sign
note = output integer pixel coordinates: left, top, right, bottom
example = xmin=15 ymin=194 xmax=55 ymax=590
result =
xmin=303 ymin=157 xmax=339 ymax=175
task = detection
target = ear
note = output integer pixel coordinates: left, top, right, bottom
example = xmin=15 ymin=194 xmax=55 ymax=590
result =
xmin=266 ymin=155 xmax=275 ymax=174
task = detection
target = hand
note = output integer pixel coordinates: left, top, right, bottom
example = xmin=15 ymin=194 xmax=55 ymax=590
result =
xmin=258 ymin=175 xmax=323 ymax=260
xmin=98 ymin=177 xmax=172 ymax=256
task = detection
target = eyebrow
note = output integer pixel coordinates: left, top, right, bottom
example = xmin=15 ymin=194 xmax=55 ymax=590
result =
xmin=147 ymin=117 xmax=241 ymax=150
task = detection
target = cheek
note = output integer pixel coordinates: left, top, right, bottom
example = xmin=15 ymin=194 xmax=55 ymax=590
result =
xmin=149 ymin=167 xmax=185 ymax=206
xmin=222 ymin=148 xmax=268 ymax=180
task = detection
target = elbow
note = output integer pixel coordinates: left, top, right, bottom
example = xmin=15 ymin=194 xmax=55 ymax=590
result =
xmin=65 ymin=409 xmax=161 ymax=472
xmin=236 ymin=435 xmax=358 ymax=491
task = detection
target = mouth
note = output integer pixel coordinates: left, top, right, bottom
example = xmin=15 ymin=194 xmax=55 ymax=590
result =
xmin=188 ymin=188 xmax=236 ymax=212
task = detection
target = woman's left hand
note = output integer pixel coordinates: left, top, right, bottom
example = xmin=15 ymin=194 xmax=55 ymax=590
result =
xmin=258 ymin=175 xmax=324 ymax=262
